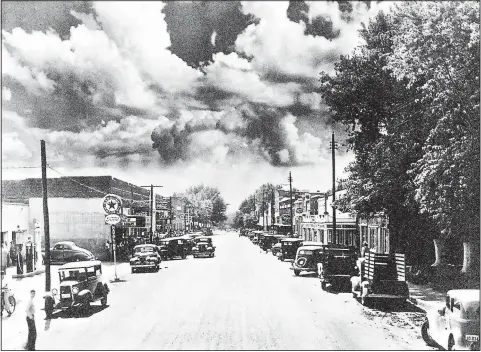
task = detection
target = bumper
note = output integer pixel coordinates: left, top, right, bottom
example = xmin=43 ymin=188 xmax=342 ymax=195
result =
xmin=290 ymin=263 xmax=317 ymax=272
xmin=130 ymin=263 xmax=157 ymax=268
xmin=193 ymin=251 xmax=213 ymax=256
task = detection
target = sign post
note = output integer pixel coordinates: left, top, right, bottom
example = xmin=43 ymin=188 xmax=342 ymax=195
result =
xmin=111 ymin=225 xmax=118 ymax=281
xmin=102 ymin=194 xmax=122 ymax=283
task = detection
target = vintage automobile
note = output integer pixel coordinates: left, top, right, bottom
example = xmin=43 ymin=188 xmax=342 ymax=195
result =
xmin=422 ymin=289 xmax=479 ymax=351
xmin=290 ymin=244 xmax=324 ymax=276
xmin=351 ymin=250 xmax=409 ymax=306
xmin=271 ymin=235 xmax=287 ymax=257
xmin=201 ymin=228 xmax=213 ymax=236
xmin=259 ymin=234 xmax=277 ymax=252
xmin=44 ymin=260 xmax=109 ymax=317
xmin=192 ymin=237 xmax=216 ymax=258
xmin=130 ymin=244 xmax=161 ymax=273
xmin=278 ymin=238 xmax=304 ymax=261
xmin=159 ymin=237 xmax=188 ymax=260
xmin=251 ymin=231 xmax=264 ymax=245
xmin=317 ymin=245 xmax=358 ymax=290
xmin=49 ymin=241 xmax=95 ymax=264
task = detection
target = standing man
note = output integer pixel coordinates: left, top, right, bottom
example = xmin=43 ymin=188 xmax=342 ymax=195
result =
xmin=25 ymin=289 xmax=36 ymax=351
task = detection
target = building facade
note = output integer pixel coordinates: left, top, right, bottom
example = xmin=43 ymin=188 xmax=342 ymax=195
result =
xmin=2 ymin=176 xmax=154 ymax=261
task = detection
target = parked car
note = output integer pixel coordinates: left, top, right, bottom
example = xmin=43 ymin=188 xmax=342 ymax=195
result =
xmin=271 ymin=235 xmax=287 ymax=257
xmin=201 ymin=228 xmax=213 ymax=236
xmin=44 ymin=260 xmax=109 ymax=317
xmin=49 ymin=241 xmax=95 ymax=264
xmin=422 ymin=289 xmax=479 ymax=351
xmin=192 ymin=237 xmax=216 ymax=258
xmin=351 ymin=251 xmax=409 ymax=306
xmin=290 ymin=244 xmax=324 ymax=276
xmin=130 ymin=244 xmax=161 ymax=273
xmin=159 ymin=238 xmax=188 ymax=260
xmin=278 ymin=238 xmax=303 ymax=261
xmin=317 ymin=245 xmax=358 ymax=290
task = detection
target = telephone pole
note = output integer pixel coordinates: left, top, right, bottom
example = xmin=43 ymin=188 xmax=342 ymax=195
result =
xmin=140 ymin=185 xmax=163 ymax=242
xmin=262 ymin=189 xmax=265 ymax=230
xmin=289 ymin=171 xmax=293 ymax=236
xmin=330 ymin=132 xmax=337 ymax=243
xmin=41 ymin=140 xmax=51 ymax=292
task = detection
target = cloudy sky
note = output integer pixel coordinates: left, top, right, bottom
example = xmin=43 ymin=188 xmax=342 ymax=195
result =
xmin=2 ymin=1 xmax=392 ymax=211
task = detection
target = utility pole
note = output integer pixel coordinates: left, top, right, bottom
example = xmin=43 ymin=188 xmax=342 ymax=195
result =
xmin=41 ymin=140 xmax=51 ymax=292
xmin=130 ymin=184 xmax=134 ymax=215
xmin=253 ymin=193 xmax=256 ymax=227
xmin=141 ymin=185 xmax=163 ymax=242
xmin=184 ymin=203 xmax=187 ymax=233
xmin=169 ymin=196 xmax=173 ymax=230
xmin=262 ymin=189 xmax=265 ymax=230
xmin=271 ymin=188 xmax=275 ymax=231
xmin=330 ymin=132 xmax=337 ymax=243
xmin=289 ymin=171 xmax=293 ymax=236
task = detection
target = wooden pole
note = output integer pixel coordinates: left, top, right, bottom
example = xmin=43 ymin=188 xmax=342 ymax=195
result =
xmin=332 ymin=133 xmax=337 ymax=243
xmin=41 ymin=140 xmax=51 ymax=292
xmin=289 ymin=172 xmax=293 ymax=236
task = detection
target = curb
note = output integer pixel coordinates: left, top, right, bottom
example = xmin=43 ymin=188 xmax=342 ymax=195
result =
xmin=12 ymin=269 xmax=45 ymax=279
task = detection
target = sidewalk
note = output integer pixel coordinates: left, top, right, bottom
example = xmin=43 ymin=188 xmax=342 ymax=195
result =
xmin=408 ymin=282 xmax=446 ymax=312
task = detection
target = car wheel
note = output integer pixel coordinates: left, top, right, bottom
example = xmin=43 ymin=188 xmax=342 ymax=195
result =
xmin=421 ymin=320 xmax=435 ymax=347
xmin=44 ymin=296 xmax=54 ymax=319
xmin=131 ymin=268 xmax=135 ymax=274
xmin=320 ymin=281 xmax=327 ymax=290
xmin=101 ymin=294 xmax=108 ymax=307
xmin=294 ymin=270 xmax=300 ymax=276
xmin=280 ymin=257 xmax=284 ymax=262
xmin=448 ymin=335 xmax=455 ymax=351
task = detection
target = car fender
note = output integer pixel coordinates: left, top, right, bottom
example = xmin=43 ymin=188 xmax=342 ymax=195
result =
xmin=77 ymin=289 xmax=92 ymax=301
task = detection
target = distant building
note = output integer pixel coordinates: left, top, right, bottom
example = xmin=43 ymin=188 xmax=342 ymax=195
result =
xmin=2 ymin=176 xmax=154 ymax=260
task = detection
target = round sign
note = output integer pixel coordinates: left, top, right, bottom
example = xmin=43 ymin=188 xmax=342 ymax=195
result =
xmin=102 ymin=194 xmax=122 ymax=214
xmin=105 ymin=214 xmax=121 ymax=225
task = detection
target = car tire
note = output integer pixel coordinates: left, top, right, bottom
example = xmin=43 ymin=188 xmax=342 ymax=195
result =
xmin=421 ymin=320 xmax=435 ymax=347
xmin=320 ymin=281 xmax=327 ymax=290
xmin=131 ymin=268 xmax=135 ymax=274
xmin=101 ymin=294 xmax=108 ymax=307
xmin=294 ymin=270 xmax=300 ymax=276
xmin=280 ymin=257 xmax=284 ymax=262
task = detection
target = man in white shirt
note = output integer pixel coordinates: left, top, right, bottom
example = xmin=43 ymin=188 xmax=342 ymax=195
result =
xmin=25 ymin=289 xmax=36 ymax=351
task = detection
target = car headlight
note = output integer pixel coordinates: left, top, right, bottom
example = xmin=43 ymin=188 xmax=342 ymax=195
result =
xmin=72 ymin=286 xmax=79 ymax=295
xmin=52 ymin=288 xmax=58 ymax=295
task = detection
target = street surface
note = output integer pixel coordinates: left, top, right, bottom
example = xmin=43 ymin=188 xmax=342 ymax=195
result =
xmin=2 ymin=230 xmax=430 ymax=350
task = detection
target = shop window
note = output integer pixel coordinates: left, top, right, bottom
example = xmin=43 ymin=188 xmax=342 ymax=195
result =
xmin=328 ymin=230 xmax=332 ymax=243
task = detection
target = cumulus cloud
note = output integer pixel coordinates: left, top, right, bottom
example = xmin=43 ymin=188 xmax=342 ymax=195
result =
xmin=2 ymin=1 xmax=382 ymax=172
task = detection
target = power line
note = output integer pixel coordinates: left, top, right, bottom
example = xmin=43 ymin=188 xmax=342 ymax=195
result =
xmin=3 ymin=166 xmax=41 ymax=170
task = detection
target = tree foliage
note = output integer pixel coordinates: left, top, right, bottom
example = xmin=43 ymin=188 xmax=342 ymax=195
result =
xmin=180 ymin=184 xmax=227 ymax=225
xmin=318 ymin=2 xmax=479 ymax=260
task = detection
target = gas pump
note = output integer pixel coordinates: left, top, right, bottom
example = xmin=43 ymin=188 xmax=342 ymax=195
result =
xmin=16 ymin=244 xmax=23 ymax=275
xmin=25 ymin=239 xmax=35 ymax=273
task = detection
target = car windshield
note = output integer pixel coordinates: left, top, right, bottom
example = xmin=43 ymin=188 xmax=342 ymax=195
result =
xmin=135 ymin=247 xmax=154 ymax=253
xmin=59 ymin=269 xmax=87 ymax=282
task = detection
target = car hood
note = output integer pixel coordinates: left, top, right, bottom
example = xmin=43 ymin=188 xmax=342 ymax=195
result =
xmin=59 ymin=280 xmax=79 ymax=287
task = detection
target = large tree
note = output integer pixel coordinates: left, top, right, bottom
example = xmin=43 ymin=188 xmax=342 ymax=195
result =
xmin=319 ymin=10 xmax=439 ymax=264
xmin=180 ymin=184 xmax=227 ymax=227
xmin=386 ymin=1 xmax=480 ymax=273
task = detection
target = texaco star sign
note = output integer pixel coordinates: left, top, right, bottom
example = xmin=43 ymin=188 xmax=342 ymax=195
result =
xmin=102 ymin=194 xmax=122 ymax=215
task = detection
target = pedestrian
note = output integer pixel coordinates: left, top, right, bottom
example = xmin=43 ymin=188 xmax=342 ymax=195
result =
xmin=9 ymin=242 xmax=16 ymax=267
xmin=361 ymin=241 xmax=369 ymax=258
xmin=25 ymin=289 xmax=37 ymax=351
xmin=1 ymin=271 xmax=13 ymax=316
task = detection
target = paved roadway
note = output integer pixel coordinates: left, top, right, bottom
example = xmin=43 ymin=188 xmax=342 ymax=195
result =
xmin=3 ymin=231 xmax=429 ymax=350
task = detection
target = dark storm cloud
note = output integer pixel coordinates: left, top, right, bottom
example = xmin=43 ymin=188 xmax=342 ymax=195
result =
xmin=162 ymin=1 xmax=256 ymax=68
xmin=1 ymin=1 xmax=93 ymax=39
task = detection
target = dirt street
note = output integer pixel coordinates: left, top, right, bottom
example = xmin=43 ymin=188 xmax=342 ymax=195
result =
xmin=2 ymin=231 xmax=430 ymax=350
